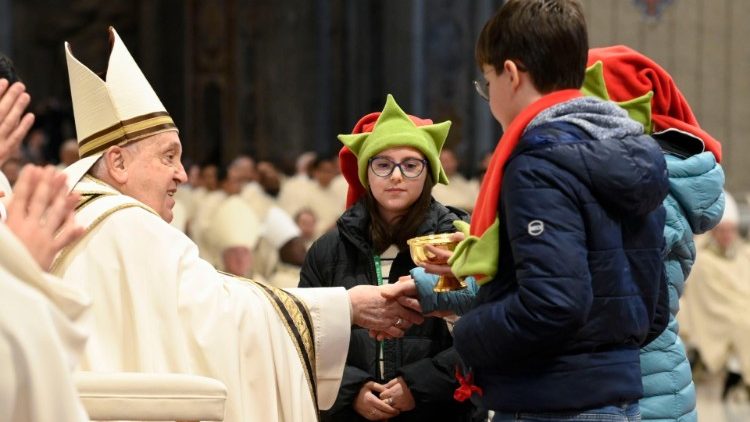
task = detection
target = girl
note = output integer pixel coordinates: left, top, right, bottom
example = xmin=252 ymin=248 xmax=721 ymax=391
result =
xmin=299 ymin=95 xmax=472 ymax=421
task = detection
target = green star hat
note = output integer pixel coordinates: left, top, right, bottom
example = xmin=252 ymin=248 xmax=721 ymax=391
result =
xmin=337 ymin=94 xmax=451 ymax=189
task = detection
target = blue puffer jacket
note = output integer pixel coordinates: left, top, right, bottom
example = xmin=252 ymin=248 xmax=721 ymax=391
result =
xmin=639 ymin=153 xmax=724 ymax=421
xmin=453 ymin=97 xmax=670 ymax=413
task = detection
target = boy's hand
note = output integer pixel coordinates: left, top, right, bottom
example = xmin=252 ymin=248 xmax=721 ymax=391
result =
xmin=418 ymin=231 xmax=464 ymax=277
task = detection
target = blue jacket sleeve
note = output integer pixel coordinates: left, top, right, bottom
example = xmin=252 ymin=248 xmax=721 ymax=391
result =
xmin=411 ymin=267 xmax=478 ymax=316
xmin=453 ymin=155 xmax=592 ymax=368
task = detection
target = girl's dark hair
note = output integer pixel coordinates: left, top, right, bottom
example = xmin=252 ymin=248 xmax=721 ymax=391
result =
xmin=366 ymin=170 xmax=435 ymax=255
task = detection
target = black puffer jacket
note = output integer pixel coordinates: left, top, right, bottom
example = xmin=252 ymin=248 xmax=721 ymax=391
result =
xmin=299 ymin=199 xmax=472 ymax=421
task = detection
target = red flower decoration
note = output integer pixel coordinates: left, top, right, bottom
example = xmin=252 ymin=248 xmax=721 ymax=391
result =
xmin=454 ymin=367 xmax=483 ymax=402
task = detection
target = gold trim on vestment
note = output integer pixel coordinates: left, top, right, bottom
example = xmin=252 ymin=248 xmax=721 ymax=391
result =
xmin=74 ymin=193 xmax=102 ymax=211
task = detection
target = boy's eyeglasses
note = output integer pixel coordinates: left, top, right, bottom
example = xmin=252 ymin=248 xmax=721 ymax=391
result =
xmin=473 ymin=80 xmax=489 ymax=101
xmin=368 ymin=157 xmax=427 ymax=179
xmin=473 ymin=61 xmax=527 ymax=102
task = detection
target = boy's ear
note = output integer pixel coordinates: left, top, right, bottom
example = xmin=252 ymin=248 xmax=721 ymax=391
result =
xmin=504 ymin=60 xmax=521 ymax=90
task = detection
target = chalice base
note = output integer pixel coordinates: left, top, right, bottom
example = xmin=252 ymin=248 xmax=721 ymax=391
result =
xmin=433 ymin=275 xmax=468 ymax=292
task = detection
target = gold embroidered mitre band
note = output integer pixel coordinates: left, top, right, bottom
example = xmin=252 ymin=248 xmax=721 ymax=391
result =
xmin=63 ymin=27 xmax=178 ymax=190
xmin=77 ymin=111 xmax=175 ymax=159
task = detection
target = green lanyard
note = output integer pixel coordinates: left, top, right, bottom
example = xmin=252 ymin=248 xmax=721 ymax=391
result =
xmin=373 ymin=255 xmax=385 ymax=379
xmin=373 ymin=255 xmax=383 ymax=286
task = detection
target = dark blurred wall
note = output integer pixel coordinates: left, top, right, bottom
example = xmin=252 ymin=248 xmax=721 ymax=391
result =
xmin=0 ymin=0 xmax=11 ymax=53
xmin=6 ymin=0 xmax=502 ymax=175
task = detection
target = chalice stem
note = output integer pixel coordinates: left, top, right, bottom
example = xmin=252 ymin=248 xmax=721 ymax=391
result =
xmin=433 ymin=274 xmax=468 ymax=292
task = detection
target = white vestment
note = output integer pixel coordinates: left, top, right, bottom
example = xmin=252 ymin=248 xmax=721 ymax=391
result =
xmin=679 ymin=240 xmax=750 ymax=379
xmin=190 ymin=190 xmax=227 ymax=266
xmin=239 ymin=182 xmax=302 ymax=285
xmin=0 ymin=223 xmax=90 ymax=422
xmin=52 ymin=177 xmax=351 ymax=422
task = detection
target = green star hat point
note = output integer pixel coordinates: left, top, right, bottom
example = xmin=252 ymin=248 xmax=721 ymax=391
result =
xmin=338 ymin=94 xmax=451 ymax=188
xmin=582 ymin=60 xmax=654 ymax=133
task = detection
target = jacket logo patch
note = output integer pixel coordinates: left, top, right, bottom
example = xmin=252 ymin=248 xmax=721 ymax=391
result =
xmin=528 ymin=220 xmax=544 ymax=236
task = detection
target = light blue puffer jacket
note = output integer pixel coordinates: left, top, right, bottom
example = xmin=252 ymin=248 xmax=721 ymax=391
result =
xmin=640 ymin=152 xmax=724 ymax=421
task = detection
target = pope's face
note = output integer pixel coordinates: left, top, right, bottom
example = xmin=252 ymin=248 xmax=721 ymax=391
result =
xmin=367 ymin=147 xmax=427 ymax=221
xmin=121 ymin=131 xmax=187 ymax=222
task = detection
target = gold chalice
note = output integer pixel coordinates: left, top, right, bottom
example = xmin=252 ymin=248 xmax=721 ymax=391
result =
xmin=407 ymin=233 xmax=467 ymax=292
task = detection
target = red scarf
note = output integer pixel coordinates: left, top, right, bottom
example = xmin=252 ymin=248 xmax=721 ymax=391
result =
xmin=470 ymin=89 xmax=583 ymax=237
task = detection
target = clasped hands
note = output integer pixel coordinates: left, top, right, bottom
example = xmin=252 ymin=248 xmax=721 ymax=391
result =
xmin=349 ymin=232 xmax=465 ymax=341
xmin=353 ymin=377 xmax=415 ymax=420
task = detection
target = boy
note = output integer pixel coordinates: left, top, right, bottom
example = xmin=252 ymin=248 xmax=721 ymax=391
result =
xmin=426 ymin=1 xmax=670 ymax=420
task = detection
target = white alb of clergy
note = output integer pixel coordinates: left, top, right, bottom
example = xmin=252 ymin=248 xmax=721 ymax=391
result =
xmin=0 ymin=223 xmax=90 ymax=422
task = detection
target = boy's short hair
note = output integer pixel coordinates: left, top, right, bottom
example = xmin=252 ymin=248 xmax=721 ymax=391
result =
xmin=476 ymin=0 xmax=588 ymax=93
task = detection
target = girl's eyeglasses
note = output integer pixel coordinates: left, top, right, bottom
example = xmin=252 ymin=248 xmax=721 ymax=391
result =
xmin=368 ymin=157 xmax=427 ymax=179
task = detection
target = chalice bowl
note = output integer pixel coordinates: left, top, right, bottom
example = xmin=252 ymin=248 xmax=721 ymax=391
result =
xmin=407 ymin=233 xmax=467 ymax=292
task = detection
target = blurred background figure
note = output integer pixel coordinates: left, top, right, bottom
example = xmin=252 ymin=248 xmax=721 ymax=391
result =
xmin=279 ymin=155 xmax=346 ymax=240
xmin=430 ymin=148 xmax=479 ymax=214
xmin=186 ymin=162 xmax=201 ymax=188
xmin=296 ymin=151 xmax=317 ymax=176
xmin=57 ymin=138 xmax=79 ymax=169
xmin=228 ymin=155 xmax=257 ymax=186
xmin=228 ymin=155 xmax=305 ymax=288
xmin=179 ymin=162 xmax=220 ymax=233
xmin=208 ymin=195 xmax=261 ymax=278
xmin=1 ymin=157 xmax=22 ymax=188
xmin=199 ymin=162 xmax=220 ymax=193
xmin=286 ymin=151 xmax=316 ymax=187
xmin=256 ymin=160 xmax=284 ymax=198
xmin=22 ymin=127 xmax=47 ymax=165
xmin=681 ymin=191 xmax=750 ymax=400
xmin=191 ymin=165 xmax=238 ymax=266
xmin=294 ymin=207 xmax=317 ymax=250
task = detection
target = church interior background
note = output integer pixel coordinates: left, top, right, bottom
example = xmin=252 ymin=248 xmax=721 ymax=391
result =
xmin=2 ymin=0 xmax=750 ymax=420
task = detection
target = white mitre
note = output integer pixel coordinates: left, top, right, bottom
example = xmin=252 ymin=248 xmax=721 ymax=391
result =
xmin=207 ymin=196 xmax=261 ymax=254
xmin=63 ymin=26 xmax=178 ymax=190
